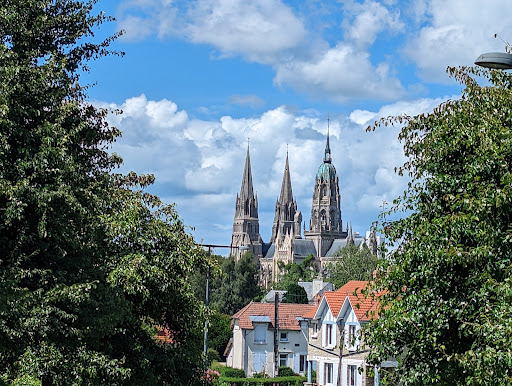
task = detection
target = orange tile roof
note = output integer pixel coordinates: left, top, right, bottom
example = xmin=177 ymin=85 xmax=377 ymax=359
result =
xmin=339 ymin=281 xmax=381 ymax=321
xmin=232 ymin=302 xmax=314 ymax=331
xmin=303 ymin=281 xmax=367 ymax=319
xmin=303 ymin=281 xmax=381 ymax=322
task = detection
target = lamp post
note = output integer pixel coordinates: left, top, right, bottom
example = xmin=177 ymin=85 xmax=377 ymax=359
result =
xmin=475 ymin=52 xmax=512 ymax=69
xmin=200 ymin=243 xmax=249 ymax=365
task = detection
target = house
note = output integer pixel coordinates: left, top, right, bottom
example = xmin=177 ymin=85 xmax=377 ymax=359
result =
xmin=305 ymin=281 xmax=392 ymax=386
xmin=226 ymin=302 xmax=314 ymax=377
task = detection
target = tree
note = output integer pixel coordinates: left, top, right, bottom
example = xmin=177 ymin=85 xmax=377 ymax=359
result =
xmin=210 ymin=252 xmax=262 ymax=315
xmin=274 ymin=254 xmax=317 ymax=290
xmin=365 ymin=66 xmax=512 ymax=385
xmin=0 ymin=1 xmax=206 ymax=384
xmin=282 ymin=283 xmax=309 ymax=304
xmin=325 ymin=244 xmax=378 ymax=289
xmin=207 ymin=311 xmax=232 ymax=362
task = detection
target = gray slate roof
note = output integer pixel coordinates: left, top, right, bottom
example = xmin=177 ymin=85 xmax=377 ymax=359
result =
xmin=324 ymin=237 xmax=364 ymax=257
xmin=294 ymin=239 xmax=317 ymax=257
xmin=264 ymin=239 xmax=317 ymax=259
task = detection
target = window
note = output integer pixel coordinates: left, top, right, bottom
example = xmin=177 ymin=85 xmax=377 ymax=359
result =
xmin=279 ymin=353 xmax=288 ymax=367
xmin=254 ymin=324 xmax=266 ymax=344
xmin=312 ymin=322 xmax=318 ymax=337
xmin=280 ymin=332 xmax=288 ymax=342
xmin=326 ymin=324 xmax=333 ymax=347
xmin=348 ymin=325 xmax=356 ymax=348
xmin=324 ymin=363 xmax=333 ymax=384
xmin=299 ymin=355 xmax=306 ymax=373
xmin=348 ymin=365 xmax=357 ymax=386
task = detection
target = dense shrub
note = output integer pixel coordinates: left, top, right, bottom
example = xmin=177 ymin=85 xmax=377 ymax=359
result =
xmin=277 ymin=367 xmax=297 ymax=377
xmin=218 ymin=376 xmax=306 ymax=385
xmin=220 ymin=367 xmax=246 ymax=378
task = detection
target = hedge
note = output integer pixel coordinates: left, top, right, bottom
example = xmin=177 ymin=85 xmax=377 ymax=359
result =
xmin=218 ymin=376 xmax=307 ymax=386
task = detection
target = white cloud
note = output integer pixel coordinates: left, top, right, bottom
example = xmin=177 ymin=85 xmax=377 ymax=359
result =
xmin=96 ymin=93 xmax=453 ymax=244
xmin=184 ymin=0 xmax=306 ymax=62
xmin=404 ymin=0 xmax=512 ymax=82
xmin=116 ymin=0 xmax=406 ymax=101
xmin=274 ymin=43 xmax=405 ymax=101
xmin=343 ymin=0 xmax=403 ymax=48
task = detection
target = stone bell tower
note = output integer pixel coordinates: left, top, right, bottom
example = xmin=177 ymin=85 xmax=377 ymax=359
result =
xmin=230 ymin=144 xmax=263 ymax=260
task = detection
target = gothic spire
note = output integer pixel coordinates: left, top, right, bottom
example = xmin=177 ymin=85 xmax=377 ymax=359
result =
xmin=324 ymin=122 xmax=332 ymax=163
xmin=240 ymin=144 xmax=254 ymax=200
xmin=279 ymin=151 xmax=293 ymax=205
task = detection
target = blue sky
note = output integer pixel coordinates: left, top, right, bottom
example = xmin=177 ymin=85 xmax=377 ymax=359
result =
xmin=85 ymin=0 xmax=512 ymax=248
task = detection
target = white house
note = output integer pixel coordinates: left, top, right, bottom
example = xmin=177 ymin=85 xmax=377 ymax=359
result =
xmin=304 ymin=280 xmax=384 ymax=386
xmin=226 ymin=302 xmax=314 ymax=377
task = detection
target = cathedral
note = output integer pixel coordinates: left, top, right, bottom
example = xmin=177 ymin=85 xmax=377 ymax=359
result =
xmin=230 ymin=130 xmax=376 ymax=287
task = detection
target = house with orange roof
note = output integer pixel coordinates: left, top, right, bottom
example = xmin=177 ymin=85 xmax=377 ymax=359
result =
xmin=225 ymin=301 xmax=314 ymax=377
xmin=305 ymin=280 xmax=391 ymax=386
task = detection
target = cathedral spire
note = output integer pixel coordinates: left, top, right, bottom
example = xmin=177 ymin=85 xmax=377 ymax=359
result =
xmin=279 ymin=151 xmax=293 ymax=205
xmin=231 ymin=143 xmax=263 ymax=261
xmin=240 ymin=144 xmax=254 ymax=200
xmin=270 ymin=149 xmax=302 ymax=243
xmin=324 ymin=121 xmax=332 ymax=163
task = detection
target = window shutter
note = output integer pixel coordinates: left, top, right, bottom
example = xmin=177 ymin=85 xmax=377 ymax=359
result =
xmin=294 ymin=354 xmax=300 ymax=373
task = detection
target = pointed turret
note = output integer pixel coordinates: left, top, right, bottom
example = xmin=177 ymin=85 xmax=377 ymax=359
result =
xmin=240 ymin=145 xmax=254 ymax=201
xmin=279 ymin=152 xmax=293 ymax=205
xmin=271 ymin=150 xmax=302 ymax=243
xmin=347 ymin=223 xmax=354 ymax=245
xmin=324 ymin=125 xmax=332 ymax=163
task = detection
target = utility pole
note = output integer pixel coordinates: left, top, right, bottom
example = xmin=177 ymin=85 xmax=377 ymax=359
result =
xmin=203 ymin=246 xmax=212 ymax=366
xmin=274 ymin=291 xmax=279 ymax=377
xmin=337 ymin=322 xmax=345 ymax=386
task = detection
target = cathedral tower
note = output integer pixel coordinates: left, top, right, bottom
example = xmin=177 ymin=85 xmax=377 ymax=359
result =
xmin=304 ymin=128 xmax=346 ymax=256
xmin=270 ymin=152 xmax=302 ymax=243
xmin=231 ymin=145 xmax=263 ymax=260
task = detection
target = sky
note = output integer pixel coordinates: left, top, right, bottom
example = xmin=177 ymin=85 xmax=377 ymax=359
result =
xmin=83 ymin=0 xmax=512 ymax=248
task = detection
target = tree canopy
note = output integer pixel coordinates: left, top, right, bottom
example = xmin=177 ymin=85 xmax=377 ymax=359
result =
xmin=282 ymin=283 xmax=309 ymax=304
xmin=0 ymin=1 xmax=206 ymax=384
xmin=365 ymin=66 xmax=512 ymax=385
xmin=274 ymin=254 xmax=317 ymax=291
xmin=198 ymin=252 xmax=262 ymax=316
xmin=325 ymin=243 xmax=378 ymax=289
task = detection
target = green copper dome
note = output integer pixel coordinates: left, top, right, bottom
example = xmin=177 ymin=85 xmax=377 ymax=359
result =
xmin=317 ymin=162 xmax=337 ymax=182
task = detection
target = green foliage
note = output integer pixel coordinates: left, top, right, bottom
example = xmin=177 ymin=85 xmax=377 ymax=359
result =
xmin=282 ymin=283 xmax=309 ymax=304
xmin=219 ymin=367 xmax=246 ymax=378
xmin=274 ymin=254 xmax=317 ymax=290
xmin=365 ymin=66 xmax=512 ymax=385
xmin=0 ymin=1 xmax=206 ymax=384
xmin=277 ymin=367 xmax=297 ymax=377
xmin=206 ymin=348 xmax=220 ymax=366
xmin=210 ymin=252 xmax=262 ymax=315
xmin=325 ymin=244 xmax=378 ymax=288
xmin=208 ymin=311 xmax=233 ymax=360
xmin=219 ymin=376 xmax=306 ymax=386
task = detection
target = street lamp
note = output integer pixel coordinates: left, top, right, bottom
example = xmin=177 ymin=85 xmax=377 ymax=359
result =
xmin=199 ymin=243 xmax=249 ymax=365
xmin=475 ymin=52 xmax=512 ymax=69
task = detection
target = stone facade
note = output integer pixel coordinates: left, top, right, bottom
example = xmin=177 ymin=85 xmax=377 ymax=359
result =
xmin=230 ymin=132 xmax=379 ymax=286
